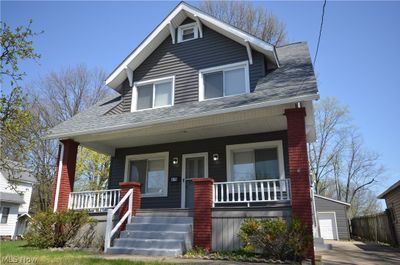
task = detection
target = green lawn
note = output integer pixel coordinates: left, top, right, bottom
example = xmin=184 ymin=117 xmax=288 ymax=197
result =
xmin=0 ymin=241 xmax=176 ymax=265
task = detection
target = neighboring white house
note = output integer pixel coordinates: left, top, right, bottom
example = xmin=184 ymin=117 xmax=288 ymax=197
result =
xmin=0 ymin=164 xmax=36 ymax=239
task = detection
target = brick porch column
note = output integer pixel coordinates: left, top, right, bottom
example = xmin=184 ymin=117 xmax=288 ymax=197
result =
xmin=284 ymin=107 xmax=315 ymax=263
xmin=193 ymin=178 xmax=214 ymax=251
xmin=119 ymin=182 xmax=141 ymax=230
xmin=51 ymin=139 xmax=79 ymax=212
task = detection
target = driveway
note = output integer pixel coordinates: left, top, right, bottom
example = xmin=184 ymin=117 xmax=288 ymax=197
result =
xmin=317 ymin=240 xmax=400 ymax=265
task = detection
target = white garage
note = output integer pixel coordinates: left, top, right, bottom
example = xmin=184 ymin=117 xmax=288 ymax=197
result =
xmin=317 ymin=212 xmax=339 ymax=240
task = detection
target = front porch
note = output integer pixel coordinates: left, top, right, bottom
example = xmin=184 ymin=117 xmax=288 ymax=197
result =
xmin=50 ymin=106 xmax=314 ymax=256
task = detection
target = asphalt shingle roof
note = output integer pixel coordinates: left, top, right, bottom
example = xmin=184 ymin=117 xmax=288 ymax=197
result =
xmin=46 ymin=42 xmax=318 ymax=139
xmin=0 ymin=192 xmax=25 ymax=204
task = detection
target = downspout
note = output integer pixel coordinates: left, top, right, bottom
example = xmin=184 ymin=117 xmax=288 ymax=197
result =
xmin=53 ymin=142 xmax=64 ymax=212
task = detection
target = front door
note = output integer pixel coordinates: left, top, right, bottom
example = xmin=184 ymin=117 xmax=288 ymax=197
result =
xmin=181 ymin=153 xmax=208 ymax=208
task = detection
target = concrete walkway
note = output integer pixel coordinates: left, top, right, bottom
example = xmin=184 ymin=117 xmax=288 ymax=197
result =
xmin=317 ymin=240 xmax=400 ymax=265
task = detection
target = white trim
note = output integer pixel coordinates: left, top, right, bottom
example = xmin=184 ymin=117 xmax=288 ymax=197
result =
xmin=105 ymin=2 xmax=278 ymax=90
xmin=245 ymin=41 xmax=253 ymax=65
xmin=317 ymin=211 xmax=340 ymax=240
xmin=177 ymin=22 xmax=199 ymax=43
xmin=53 ymin=142 xmax=64 ymax=212
xmin=124 ymin=152 xmax=169 ymax=198
xmin=314 ymin=194 xmax=351 ymax=206
xmin=131 ymin=76 xmax=175 ymax=112
xmin=226 ymin=140 xmax=285 ymax=182
xmin=168 ymin=22 xmax=176 ymax=44
xmin=125 ymin=67 xmax=134 ymax=87
xmin=45 ymin=94 xmax=319 ymax=140
xmin=194 ymin=15 xmax=203 ymax=38
xmin=181 ymin=152 xmax=208 ymax=208
xmin=198 ymin=61 xmax=250 ymax=101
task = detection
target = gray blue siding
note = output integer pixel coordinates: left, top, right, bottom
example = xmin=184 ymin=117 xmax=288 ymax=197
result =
xmin=108 ymin=131 xmax=288 ymax=209
xmin=119 ymin=24 xmax=266 ymax=112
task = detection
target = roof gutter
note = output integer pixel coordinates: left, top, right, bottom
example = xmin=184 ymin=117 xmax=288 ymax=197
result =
xmin=45 ymin=93 xmax=319 ymax=140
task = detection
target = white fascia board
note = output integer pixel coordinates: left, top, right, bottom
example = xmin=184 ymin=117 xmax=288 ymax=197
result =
xmin=45 ymin=93 xmax=319 ymax=140
xmin=314 ymin=194 xmax=351 ymax=206
xmin=105 ymin=2 xmax=279 ymax=89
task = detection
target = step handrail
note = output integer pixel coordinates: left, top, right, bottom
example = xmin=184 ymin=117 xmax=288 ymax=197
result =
xmin=104 ymin=188 xmax=133 ymax=252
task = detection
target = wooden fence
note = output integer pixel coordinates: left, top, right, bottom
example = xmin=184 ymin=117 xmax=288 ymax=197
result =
xmin=351 ymin=209 xmax=398 ymax=246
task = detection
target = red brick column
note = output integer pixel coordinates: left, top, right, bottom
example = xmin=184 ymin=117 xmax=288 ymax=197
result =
xmin=51 ymin=139 xmax=79 ymax=212
xmin=284 ymin=107 xmax=315 ymax=263
xmin=119 ymin=182 xmax=141 ymax=230
xmin=193 ymin=178 xmax=214 ymax=251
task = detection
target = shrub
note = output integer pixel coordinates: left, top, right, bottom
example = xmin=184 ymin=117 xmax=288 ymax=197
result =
xmin=26 ymin=210 xmax=96 ymax=248
xmin=238 ymin=217 xmax=311 ymax=261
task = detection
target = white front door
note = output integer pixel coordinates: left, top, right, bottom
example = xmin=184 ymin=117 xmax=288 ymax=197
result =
xmin=318 ymin=212 xmax=339 ymax=240
xmin=181 ymin=153 xmax=208 ymax=208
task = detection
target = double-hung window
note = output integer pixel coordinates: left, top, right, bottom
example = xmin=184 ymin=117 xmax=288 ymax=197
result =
xmin=125 ymin=152 xmax=169 ymax=197
xmin=132 ymin=77 xmax=174 ymax=111
xmin=226 ymin=141 xmax=285 ymax=182
xmin=1 ymin=207 xmax=10 ymax=224
xmin=199 ymin=61 xmax=250 ymax=101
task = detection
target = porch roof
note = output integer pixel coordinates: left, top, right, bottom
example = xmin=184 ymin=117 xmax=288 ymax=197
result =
xmin=46 ymin=42 xmax=318 ymax=143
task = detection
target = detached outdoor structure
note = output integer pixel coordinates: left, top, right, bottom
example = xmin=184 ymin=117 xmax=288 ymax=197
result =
xmin=46 ymin=2 xmax=319 ymax=261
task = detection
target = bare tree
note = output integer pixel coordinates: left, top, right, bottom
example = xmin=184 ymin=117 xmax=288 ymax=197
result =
xmin=308 ymin=97 xmax=349 ymax=194
xmin=27 ymin=64 xmax=112 ymax=212
xmin=199 ymin=0 xmax=287 ymax=45
xmin=309 ymin=97 xmax=384 ymax=216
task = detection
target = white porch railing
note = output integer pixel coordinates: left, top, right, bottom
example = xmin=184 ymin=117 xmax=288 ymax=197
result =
xmin=104 ymin=188 xmax=133 ymax=253
xmin=68 ymin=189 xmax=121 ymax=212
xmin=213 ymin=179 xmax=291 ymax=207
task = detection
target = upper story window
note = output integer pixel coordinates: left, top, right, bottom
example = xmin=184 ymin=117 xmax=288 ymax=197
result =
xmin=131 ymin=76 xmax=174 ymax=111
xmin=178 ymin=23 xmax=198 ymax=43
xmin=199 ymin=61 xmax=250 ymax=101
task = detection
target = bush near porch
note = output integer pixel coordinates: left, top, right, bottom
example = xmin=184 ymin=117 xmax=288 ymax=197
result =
xmin=25 ymin=210 xmax=97 ymax=248
xmin=238 ymin=217 xmax=312 ymax=262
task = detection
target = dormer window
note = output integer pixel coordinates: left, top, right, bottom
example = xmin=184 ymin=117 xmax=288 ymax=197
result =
xmin=178 ymin=23 xmax=198 ymax=43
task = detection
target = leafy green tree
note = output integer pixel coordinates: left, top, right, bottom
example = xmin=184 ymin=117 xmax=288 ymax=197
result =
xmin=0 ymin=20 xmax=41 ymax=188
xmin=75 ymin=146 xmax=110 ymax=191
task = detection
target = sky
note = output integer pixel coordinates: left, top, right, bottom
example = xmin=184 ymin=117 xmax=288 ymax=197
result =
xmin=2 ymin=1 xmax=399 ymax=195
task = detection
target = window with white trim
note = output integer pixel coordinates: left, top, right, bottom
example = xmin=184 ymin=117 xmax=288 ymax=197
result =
xmin=1 ymin=207 xmax=10 ymax=224
xmin=177 ymin=23 xmax=198 ymax=43
xmin=199 ymin=61 xmax=250 ymax=101
xmin=226 ymin=141 xmax=285 ymax=182
xmin=125 ymin=152 xmax=169 ymax=197
xmin=132 ymin=77 xmax=174 ymax=111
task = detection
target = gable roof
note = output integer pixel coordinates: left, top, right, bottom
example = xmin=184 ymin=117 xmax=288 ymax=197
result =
xmin=45 ymin=42 xmax=318 ymax=140
xmin=378 ymin=180 xmax=400 ymax=199
xmin=314 ymin=194 xmax=351 ymax=206
xmin=106 ymin=1 xmax=279 ymax=91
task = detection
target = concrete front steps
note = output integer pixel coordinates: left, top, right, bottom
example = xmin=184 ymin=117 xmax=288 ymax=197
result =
xmin=106 ymin=209 xmax=193 ymax=257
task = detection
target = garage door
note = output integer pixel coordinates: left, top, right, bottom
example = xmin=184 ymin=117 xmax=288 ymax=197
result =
xmin=318 ymin=212 xmax=338 ymax=240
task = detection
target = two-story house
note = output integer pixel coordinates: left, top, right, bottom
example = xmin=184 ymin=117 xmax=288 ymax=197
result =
xmin=0 ymin=164 xmax=36 ymax=239
xmin=46 ymin=2 xmax=319 ymax=261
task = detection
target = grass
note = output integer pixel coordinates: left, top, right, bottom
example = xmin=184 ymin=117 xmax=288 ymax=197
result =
xmin=0 ymin=241 xmax=176 ymax=265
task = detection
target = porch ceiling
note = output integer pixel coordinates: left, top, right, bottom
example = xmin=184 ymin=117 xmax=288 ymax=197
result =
xmin=74 ymin=101 xmax=315 ymax=156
